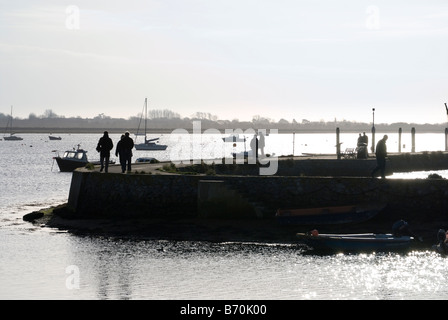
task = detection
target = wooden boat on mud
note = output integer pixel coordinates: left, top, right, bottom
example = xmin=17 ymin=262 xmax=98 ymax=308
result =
xmin=296 ymin=231 xmax=414 ymax=252
xmin=276 ymin=203 xmax=386 ymax=225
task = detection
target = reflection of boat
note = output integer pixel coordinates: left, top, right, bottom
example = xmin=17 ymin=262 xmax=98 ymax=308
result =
xmin=52 ymin=144 xmax=115 ymax=172
xmin=222 ymin=134 xmax=245 ymax=142
xmin=276 ymin=203 xmax=385 ymax=225
xmin=296 ymin=232 xmax=413 ymax=252
xmin=134 ymin=98 xmax=167 ymax=151
xmin=49 ymin=135 xmax=62 ymax=140
xmin=3 ymin=106 xmax=23 ymax=141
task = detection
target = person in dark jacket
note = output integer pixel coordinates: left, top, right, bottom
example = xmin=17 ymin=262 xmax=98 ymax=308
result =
xmin=115 ymin=134 xmax=125 ymax=171
xmin=250 ymin=134 xmax=258 ymax=160
xmin=371 ymin=134 xmax=388 ymax=178
xmin=96 ymin=131 xmax=114 ymax=172
xmin=116 ymin=131 xmax=134 ymax=173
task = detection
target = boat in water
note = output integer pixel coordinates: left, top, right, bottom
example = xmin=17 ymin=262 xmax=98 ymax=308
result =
xmin=53 ymin=145 xmax=89 ymax=172
xmin=276 ymin=203 xmax=386 ymax=225
xmin=3 ymin=106 xmax=23 ymax=141
xmin=296 ymin=231 xmax=414 ymax=252
xmin=49 ymin=135 xmax=62 ymax=140
xmin=52 ymin=144 xmax=115 ymax=172
xmin=134 ymin=98 xmax=167 ymax=151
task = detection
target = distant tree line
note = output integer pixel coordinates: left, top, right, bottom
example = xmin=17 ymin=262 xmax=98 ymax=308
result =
xmin=1 ymin=108 xmax=447 ymax=133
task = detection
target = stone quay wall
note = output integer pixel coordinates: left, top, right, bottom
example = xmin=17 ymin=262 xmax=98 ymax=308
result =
xmin=68 ymin=170 xmax=448 ymax=229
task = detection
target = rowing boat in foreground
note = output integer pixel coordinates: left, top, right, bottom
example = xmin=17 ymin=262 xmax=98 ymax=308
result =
xmin=276 ymin=203 xmax=386 ymax=225
xmin=296 ymin=232 xmax=413 ymax=252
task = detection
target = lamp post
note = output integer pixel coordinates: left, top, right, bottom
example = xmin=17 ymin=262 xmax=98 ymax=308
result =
xmin=371 ymin=108 xmax=376 ymax=153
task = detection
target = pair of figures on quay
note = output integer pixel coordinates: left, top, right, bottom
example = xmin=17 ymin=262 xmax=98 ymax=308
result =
xmin=356 ymin=132 xmax=369 ymax=159
xmin=355 ymin=132 xmax=389 ymax=179
xmin=96 ymin=131 xmax=134 ymax=173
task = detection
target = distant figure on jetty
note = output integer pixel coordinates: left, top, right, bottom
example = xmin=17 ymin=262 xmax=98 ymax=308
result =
xmin=357 ymin=132 xmax=369 ymax=159
xmin=371 ymin=134 xmax=388 ymax=178
xmin=258 ymin=131 xmax=265 ymax=157
xmin=362 ymin=132 xmax=368 ymax=146
xmin=96 ymin=131 xmax=113 ymax=173
xmin=116 ymin=131 xmax=134 ymax=173
xmin=115 ymin=134 xmax=125 ymax=171
xmin=357 ymin=132 xmax=369 ymax=147
xmin=250 ymin=134 xmax=258 ymax=160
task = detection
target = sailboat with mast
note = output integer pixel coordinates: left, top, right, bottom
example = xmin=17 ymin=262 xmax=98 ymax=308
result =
xmin=134 ymin=98 xmax=167 ymax=151
xmin=3 ymin=106 xmax=23 ymax=141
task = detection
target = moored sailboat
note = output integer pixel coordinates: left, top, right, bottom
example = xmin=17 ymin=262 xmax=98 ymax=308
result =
xmin=3 ymin=106 xmax=23 ymax=141
xmin=134 ymin=98 xmax=167 ymax=151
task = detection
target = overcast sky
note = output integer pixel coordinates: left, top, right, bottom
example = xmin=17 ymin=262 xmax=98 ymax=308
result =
xmin=1 ymin=0 xmax=448 ymax=124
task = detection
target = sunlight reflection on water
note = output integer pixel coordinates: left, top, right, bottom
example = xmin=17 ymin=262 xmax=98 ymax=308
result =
xmin=1 ymin=133 xmax=448 ymax=300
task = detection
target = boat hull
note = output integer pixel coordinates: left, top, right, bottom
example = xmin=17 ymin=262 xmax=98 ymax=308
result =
xmin=54 ymin=157 xmax=87 ymax=172
xmin=276 ymin=203 xmax=385 ymax=225
xmin=135 ymin=143 xmax=167 ymax=151
xmin=296 ymin=233 xmax=413 ymax=252
xmin=4 ymin=135 xmax=23 ymax=141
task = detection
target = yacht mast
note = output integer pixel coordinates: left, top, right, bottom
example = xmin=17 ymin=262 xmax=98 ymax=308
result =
xmin=144 ymin=98 xmax=147 ymax=142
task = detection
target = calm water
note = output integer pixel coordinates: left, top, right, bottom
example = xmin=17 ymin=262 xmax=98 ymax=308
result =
xmin=1 ymin=131 xmax=448 ymax=300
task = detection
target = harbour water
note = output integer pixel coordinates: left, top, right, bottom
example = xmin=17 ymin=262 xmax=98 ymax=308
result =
xmin=1 ymin=131 xmax=448 ymax=300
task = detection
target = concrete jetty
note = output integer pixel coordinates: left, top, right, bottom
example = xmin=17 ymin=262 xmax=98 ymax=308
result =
xmin=36 ymin=151 xmax=447 ymax=245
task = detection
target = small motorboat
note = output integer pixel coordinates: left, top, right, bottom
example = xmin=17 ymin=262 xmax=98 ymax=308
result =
xmin=49 ymin=135 xmax=62 ymax=140
xmin=52 ymin=144 xmax=116 ymax=172
xmin=276 ymin=203 xmax=385 ymax=225
xmin=296 ymin=231 xmax=414 ymax=252
xmin=53 ymin=145 xmax=89 ymax=172
xmin=135 ymin=157 xmax=158 ymax=163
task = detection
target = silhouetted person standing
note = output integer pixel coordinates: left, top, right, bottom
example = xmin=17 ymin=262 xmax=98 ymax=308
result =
xmin=362 ymin=132 xmax=369 ymax=146
xmin=96 ymin=131 xmax=113 ymax=173
xmin=115 ymin=134 xmax=125 ymax=171
xmin=250 ymin=134 xmax=258 ymax=160
xmin=371 ymin=135 xmax=388 ymax=178
xmin=119 ymin=131 xmax=134 ymax=173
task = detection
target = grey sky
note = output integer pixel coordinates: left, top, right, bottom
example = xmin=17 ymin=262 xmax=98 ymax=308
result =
xmin=1 ymin=0 xmax=448 ymax=124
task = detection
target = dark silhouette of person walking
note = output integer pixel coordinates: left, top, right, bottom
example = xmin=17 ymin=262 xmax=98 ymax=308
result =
xmin=96 ymin=131 xmax=114 ymax=173
xmin=250 ymin=134 xmax=258 ymax=160
xmin=371 ymin=134 xmax=388 ymax=178
xmin=117 ymin=131 xmax=134 ymax=173
xmin=115 ymin=134 xmax=125 ymax=171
